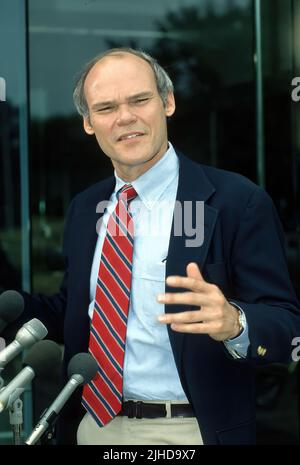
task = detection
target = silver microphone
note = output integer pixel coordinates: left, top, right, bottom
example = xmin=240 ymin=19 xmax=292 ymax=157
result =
xmin=0 ymin=340 xmax=61 ymax=413
xmin=25 ymin=353 xmax=98 ymax=445
xmin=0 ymin=319 xmax=48 ymax=369
xmin=0 ymin=367 xmax=34 ymax=412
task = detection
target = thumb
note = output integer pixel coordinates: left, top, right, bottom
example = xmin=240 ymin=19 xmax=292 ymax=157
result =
xmin=186 ymin=262 xmax=205 ymax=281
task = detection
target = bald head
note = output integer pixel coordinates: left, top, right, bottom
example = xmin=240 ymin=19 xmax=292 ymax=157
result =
xmin=73 ymin=47 xmax=174 ymax=119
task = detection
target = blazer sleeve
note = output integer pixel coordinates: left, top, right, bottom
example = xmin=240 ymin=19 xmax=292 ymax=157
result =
xmin=229 ymin=186 xmax=300 ymax=364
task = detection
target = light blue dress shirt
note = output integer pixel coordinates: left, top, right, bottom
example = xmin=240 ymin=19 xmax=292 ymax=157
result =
xmin=89 ymin=143 xmax=250 ymax=400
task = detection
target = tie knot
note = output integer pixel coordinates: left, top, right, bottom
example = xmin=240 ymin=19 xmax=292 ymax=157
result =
xmin=118 ymin=184 xmax=138 ymax=203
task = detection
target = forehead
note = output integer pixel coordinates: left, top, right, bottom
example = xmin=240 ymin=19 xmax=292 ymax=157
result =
xmin=84 ymin=53 xmax=157 ymax=101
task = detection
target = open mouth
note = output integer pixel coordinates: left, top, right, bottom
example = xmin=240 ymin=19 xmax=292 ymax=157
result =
xmin=118 ymin=132 xmax=144 ymax=142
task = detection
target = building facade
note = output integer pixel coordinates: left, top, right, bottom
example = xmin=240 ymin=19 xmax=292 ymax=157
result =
xmin=0 ymin=0 xmax=300 ymax=444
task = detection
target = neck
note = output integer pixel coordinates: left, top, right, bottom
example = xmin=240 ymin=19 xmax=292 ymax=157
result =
xmin=113 ymin=146 xmax=168 ymax=182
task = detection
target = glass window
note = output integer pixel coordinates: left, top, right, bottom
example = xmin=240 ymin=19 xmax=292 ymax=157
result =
xmin=18 ymin=0 xmax=300 ymax=445
xmin=0 ymin=0 xmax=30 ymax=444
xmin=28 ymin=0 xmax=255 ymax=294
xmin=261 ymin=0 xmax=300 ymax=299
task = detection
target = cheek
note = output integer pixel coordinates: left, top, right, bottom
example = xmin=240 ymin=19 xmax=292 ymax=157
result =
xmin=151 ymin=114 xmax=167 ymax=138
xmin=92 ymin=122 xmax=112 ymax=141
xmin=146 ymin=111 xmax=165 ymax=134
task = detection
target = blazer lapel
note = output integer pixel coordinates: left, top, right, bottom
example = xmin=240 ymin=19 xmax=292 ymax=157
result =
xmin=166 ymin=154 xmax=219 ymax=375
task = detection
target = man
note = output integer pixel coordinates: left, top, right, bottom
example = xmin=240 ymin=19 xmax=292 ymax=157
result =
xmin=11 ymin=48 xmax=300 ymax=445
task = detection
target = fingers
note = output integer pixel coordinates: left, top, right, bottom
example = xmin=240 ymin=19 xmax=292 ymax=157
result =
xmin=169 ymin=322 xmax=212 ymax=334
xmin=157 ymin=291 xmax=209 ymax=307
xmin=165 ymin=262 xmax=216 ymax=294
xmin=158 ymin=312 xmax=234 ymax=338
xmin=169 ymin=321 xmax=226 ymax=334
xmin=156 ymin=262 xmax=231 ymax=338
xmin=157 ymin=309 xmax=217 ymax=324
xmin=166 ymin=275 xmax=212 ymax=293
xmin=186 ymin=262 xmax=204 ymax=281
xmin=157 ymin=287 xmax=224 ymax=308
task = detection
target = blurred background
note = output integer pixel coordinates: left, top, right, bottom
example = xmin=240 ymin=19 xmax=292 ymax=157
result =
xmin=0 ymin=0 xmax=300 ymax=444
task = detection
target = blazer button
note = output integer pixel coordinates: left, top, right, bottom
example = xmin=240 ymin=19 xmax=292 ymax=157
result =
xmin=257 ymin=346 xmax=267 ymax=356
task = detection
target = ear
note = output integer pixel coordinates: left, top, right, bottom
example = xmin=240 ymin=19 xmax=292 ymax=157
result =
xmin=83 ymin=116 xmax=95 ymax=135
xmin=164 ymin=92 xmax=176 ymax=117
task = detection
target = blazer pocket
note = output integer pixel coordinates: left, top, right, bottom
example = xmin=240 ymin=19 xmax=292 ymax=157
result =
xmin=204 ymin=262 xmax=231 ymax=296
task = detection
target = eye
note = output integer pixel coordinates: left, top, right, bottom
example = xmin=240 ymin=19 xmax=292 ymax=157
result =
xmin=97 ymin=105 xmax=115 ymax=113
xmin=132 ymin=98 xmax=150 ymax=105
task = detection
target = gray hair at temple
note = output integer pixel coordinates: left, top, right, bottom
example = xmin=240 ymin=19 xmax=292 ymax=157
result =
xmin=73 ymin=47 xmax=174 ymax=119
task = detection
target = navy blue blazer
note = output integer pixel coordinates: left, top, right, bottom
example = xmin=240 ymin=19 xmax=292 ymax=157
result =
xmin=19 ymin=153 xmax=300 ymax=444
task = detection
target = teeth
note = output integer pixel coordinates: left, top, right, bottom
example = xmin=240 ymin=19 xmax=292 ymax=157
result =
xmin=121 ymin=133 xmax=141 ymax=140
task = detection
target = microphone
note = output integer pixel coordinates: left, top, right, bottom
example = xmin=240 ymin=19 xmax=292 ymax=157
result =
xmin=24 ymin=339 xmax=62 ymax=381
xmin=0 ymin=291 xmax=24 ymax=334
xmin=0 ymin=318 xmax=48 ymax=369
xmin=25 ymin=352 xmax=98 ymax=445
xmin=0 ymin=339 xmax=60 ymax=413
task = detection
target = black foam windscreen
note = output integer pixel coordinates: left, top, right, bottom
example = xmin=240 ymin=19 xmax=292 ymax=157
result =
xmin=0 ymin=290 xmax=24 ymax=331
xmin=24 ymin=339 xmax=62 ymax=379
xmin=67 ymin=353 xmax=98 ymax=383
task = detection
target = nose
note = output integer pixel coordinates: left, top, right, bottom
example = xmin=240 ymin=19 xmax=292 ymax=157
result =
xmin=116 ymin=103 xmax=137 ymax=126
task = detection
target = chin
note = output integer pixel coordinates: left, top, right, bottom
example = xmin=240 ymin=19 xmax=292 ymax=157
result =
xmin=117 ymin=152 xmax=151 ymax=165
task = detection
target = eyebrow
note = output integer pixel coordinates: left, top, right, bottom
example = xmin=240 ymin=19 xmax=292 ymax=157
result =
xmin=91 ymin=91 xmax=154 ymax=110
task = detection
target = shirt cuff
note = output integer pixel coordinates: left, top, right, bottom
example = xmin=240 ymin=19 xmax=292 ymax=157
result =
xmin=223 ymin=302 xmax=250 ymax=359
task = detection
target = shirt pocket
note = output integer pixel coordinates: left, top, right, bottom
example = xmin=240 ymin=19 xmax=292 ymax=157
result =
xmin=132 ymin=261 xmax=166 ymax=327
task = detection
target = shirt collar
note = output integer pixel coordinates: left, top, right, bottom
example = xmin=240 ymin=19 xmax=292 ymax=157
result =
xmin=114 ymin=142 xmax=178 ymax=210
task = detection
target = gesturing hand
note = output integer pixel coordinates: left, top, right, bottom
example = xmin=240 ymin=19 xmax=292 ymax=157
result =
xmin=157 ymin=262 xmax=241 ymax=341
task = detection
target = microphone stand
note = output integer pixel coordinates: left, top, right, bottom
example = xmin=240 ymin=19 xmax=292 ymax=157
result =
xmin=9 ymin=398 xmax=23 ymax=445
xmin=0 ymin=368 xmax=24 ymax=444
xmin=0 ymin=386 xmax=25 ymax=445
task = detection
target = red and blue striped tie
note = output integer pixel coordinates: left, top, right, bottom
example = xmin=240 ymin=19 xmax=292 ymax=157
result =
xmin=82 ymin=184 xmax=137 ymax=427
